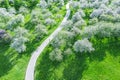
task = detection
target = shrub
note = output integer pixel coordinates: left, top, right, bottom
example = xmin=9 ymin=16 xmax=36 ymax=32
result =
xmin=7 ymin=14 xmax=24 ymax=30
xmin=44 ymin=18 xmax=56 ymax=26
xmin=8 ymin=7 xmax=16 ymax=14
xmin=74 ymin=20 xmax=86 ymax=29
xmin=37 ymin=0 xmax=48 ymax=9
xmin=10 ymin=27 xmax=30 ymax=53
xmin=72 ymin=12 xmax=83 ymax=23
xmin=0 ymin=29 xmax=11 ymax=43
xmin=73 ymin=38 xmax=95 ymax=53
xmin=49 ymin=48 xmax=63 ymax=61
xmin=64 ymin=48 xmax=73 ymax=55
xmin=82 ymin=22 xmax=119 ymax=39
xmin=88 ymin=18 xmax=98 ymax=25
xmin=35 ymin=24 xmax=48 ymax=40
xmin=19 ymin=6 xmax=29 ymax=14
xmin=62 ymin=20 xmax=73 ymax=31
xmin=90 ymin=9 xmax=103 ymax=18
xmin=42 ymin=12 xmax=53 ymax=19
xmin=0 ymin=8 xmax=14 ymax=22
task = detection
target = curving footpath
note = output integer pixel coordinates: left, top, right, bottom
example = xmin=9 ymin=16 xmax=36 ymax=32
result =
xmin=25 ymin=2 xmax=71 ymax=80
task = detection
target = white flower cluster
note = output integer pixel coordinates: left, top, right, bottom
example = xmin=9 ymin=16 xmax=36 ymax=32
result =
xmin=0 ymin=29 xmax=11 ymax=43
xmin=19 ymin=6 xmax=29 ymax=14
xmin=86 ymin=0 xmax=120 ymax=22
xmin=42 ymin=12 xmax=53 ymax=19
xmin=90 ymin=9 xmax=103 ymax=18
xmin=79 ymin=0 xmax=109 ymax=9
xmin=73 ymin=38 xmax=95 ymax=53
xmin=10 ymin=27 xmax=29 ymax=53
xmin=0 ymin=8 xmax=14 ymax=19
xmin=31 ymin=8 xmax=42 ymax=25
xmin=74 ymin=20 xmax=86 ymax=29
xmin=49 ymin=48 xmax=63 ymax=61
xmin=70 ymin=1 xmax=80 ymax=9
xmin=72 ymin=12 xmax=83 ymax=23
xmin=82 ymin=22 xmax=120 ymax=38
xmin=37 ymin=0 xmax=48 ymax=9
xmin=62 ymin=20 xmax=73 ymax=31
xmin=72 ymin=10 xmax=86 ymax=29
xmin=8 ymin=7 xmax=16 ymax=14
xmin=7 ymin=14 xmax=24 ymax=30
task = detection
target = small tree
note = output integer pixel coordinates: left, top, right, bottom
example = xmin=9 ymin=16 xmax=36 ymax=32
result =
xmin=7 ymin=14 xmax=24 ymax=30
xmin=64 ymin=48 xmax=73 ymax=55
xmin=0 ymin=29 xmax=11 ymax=43
xmin=37 ymin=0 xmax=48 ymax=9
xmin=35 ymin=24 xmax=48 ymax=40
xmin=90 ymin=9 xmax=103 ymax=18
xmin=73 ymin=38 xmax=95 ymax=53
xmin=72 ymin=12 xmax=83 ymax=23
xmin=10 ymin=27 xmax=30 ymax=53
xmin=49 ymin=48 xmax=63 ymax=61
xmin=44 ymin=18 xmax=56 ymax=27
xmin=62 ymin=20 xmax=73 ymax=31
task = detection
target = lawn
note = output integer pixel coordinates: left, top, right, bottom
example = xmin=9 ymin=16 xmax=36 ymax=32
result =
xmin=0 ymin=7 xmax=66 ymax=80
xmin=35 ymin=39 xmax=120 ymax=80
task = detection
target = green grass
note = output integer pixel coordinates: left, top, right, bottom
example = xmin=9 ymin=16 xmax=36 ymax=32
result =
xmin=35 ymin=39 xmax=120 ymax=80
xmin=0 ymin=25 xmax=61 ymax=80
xmin=0 ymin=9 xmax=66 ymax=80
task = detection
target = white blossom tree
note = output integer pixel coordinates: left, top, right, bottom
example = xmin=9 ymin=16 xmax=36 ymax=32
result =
xmin=44 ymin=18 xmax=56 ymax=27
xmin=10 ymin=27 xmax=30 ymax=53
xmin=73 ymin=38 xmax=95 ymax=53
xmin=49 ymin=48 xmax=63 ymax=61
xmin=35 ymin=24 xmax=48 ymax=40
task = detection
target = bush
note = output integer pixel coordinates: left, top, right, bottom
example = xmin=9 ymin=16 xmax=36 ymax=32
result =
xmin=7 ymin=14 xmax=24 ymax=30
xmin=49 ymin=48 xmax=63 ymax=61
xmin=35 ymin=24 xmax=48 ymax=40
xmin=37 ymin=0 xmax=48 ymax=9
xmin=62 ymin=20 xmax=73 ymax=31
xmin=44 ymin=18 xmax=56 ymax=27
xmin=64 ymin=48 xmax=73 ymax=55
xmin=72 ymin=12 xmax=83 ymax=23
xmin=10 ymin=27 xmax=30 ymax=53
xmin=73 ymin=38 xmax=95 ymax=53
xmin=90 ymin=9 xmax=103 ymax=18
xmin=0 ymin=29 xmax=11 ymax=43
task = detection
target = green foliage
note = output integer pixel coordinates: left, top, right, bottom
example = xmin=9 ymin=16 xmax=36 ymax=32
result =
xmin=35 ymin=24 xmax=48 ymax=40
xmin=14 ymin=0 xmax=23 ymax=10
xmin=4 ymin=0 xmax=10 ymax=9
xmin=0 ymin=29 xmax=11 ymax=43
xmin=24 ymin=0 xmax=40 ymax=9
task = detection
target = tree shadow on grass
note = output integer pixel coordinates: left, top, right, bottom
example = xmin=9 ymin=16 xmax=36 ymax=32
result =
xmin=35 ymin=47 xmax=61 ymax=80
xmin=0 ymin=43 xmax=24 ymax=78
xmin=0 ymin=43 xmax=14 ymax=77
xmin=35 ymin=38 xmax=120 ymax=80
xmin=62 ymin=39 xmax=120 ymax=80
xmin=88 ymin=39 xmax=120 ymax=62
xmin=62 ymin=54 xmax=88 ymax=80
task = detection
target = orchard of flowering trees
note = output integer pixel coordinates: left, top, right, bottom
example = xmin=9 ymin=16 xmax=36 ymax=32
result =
xmin=0 ymin=0 xmax=69 ymax=53
xmin=0 ymin=0 xmax=120 ymax=80
xmin=0 ymin=0 xmax=120 ymax=61
xmin=47 ymin=0 xmax=120 ymax=62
